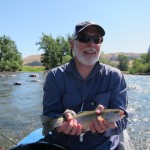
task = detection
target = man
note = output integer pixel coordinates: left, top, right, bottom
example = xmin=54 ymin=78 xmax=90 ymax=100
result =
xmin=42 ymin=21 xmax=128 ymax=150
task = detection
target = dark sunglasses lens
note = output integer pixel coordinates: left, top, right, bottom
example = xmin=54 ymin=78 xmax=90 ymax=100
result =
xmin=92 ymin=37 xmax=100 ymax=44
xmin=78 ymin=34 xmax=101 ymax=44
xmin=78 ymin=35 xmax=90 ymax=43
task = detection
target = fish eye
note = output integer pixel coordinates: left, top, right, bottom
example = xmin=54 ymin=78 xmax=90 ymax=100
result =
xmin=114 ymin=110 xmax=119 ymax=113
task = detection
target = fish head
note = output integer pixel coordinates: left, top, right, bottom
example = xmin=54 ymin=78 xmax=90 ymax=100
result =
xmin=100 ymin=109 xmax=125 ymax=122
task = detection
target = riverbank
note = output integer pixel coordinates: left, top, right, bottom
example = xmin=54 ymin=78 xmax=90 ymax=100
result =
xmin=0 ymin=66 xmax=45 ymax=74
xmin=122 ymin=71 xmax=150 ymax=75
xmin=21 ymin=66 xmax=45 ymax=72
xmin=1 ymin=66 xmax=150 ymax=75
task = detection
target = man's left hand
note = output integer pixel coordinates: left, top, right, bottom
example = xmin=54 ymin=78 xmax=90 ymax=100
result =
xmin=90 ymin=105 xmax=117 ymax=133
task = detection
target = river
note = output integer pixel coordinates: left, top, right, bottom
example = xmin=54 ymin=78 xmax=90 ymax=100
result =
xmin=0 ymin=72 xmax=150 ymax=149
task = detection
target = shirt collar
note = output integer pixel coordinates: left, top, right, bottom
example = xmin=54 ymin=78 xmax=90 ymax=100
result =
xmin=66 ymin=58 xmax=101 ymax=80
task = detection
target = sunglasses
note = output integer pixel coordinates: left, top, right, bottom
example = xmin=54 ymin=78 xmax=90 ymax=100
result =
xmin=75 ymin=34 xmax=102 ymax=44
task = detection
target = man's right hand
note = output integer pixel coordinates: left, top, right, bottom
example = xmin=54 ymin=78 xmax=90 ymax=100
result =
xmin=56 ymin=112 xmax=82 ymax=135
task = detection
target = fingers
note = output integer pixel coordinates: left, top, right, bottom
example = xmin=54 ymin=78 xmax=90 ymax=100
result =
xmin=97 ymin=116 xmax=108 ymax=131
xmin=90 ymin=115 xmax=117 ymax=134
xmin=70 ymin=121 xmax=82 ymax=135
xmin=63 ymin=120 xmax=75 ymax=135
xmin=95 ymin=104 xmax=105 ymax=114
xmin=57 ymin=112 xmax=82 ymax=135
xmin=69 ymin=120 xmax=79 ymax=135
xmin=76 ymin=124 xmax=82 ymax=135
xmin=57 ymin=119 xmax=81 ymax=135
xmin=57 ymin=121 xmax=69 ymax=132
xmin=93 ymin=105 xmax=117 ymax=134
xmin=65 ymin=112 xmax=73 ymax=121
xmin=90 ymin=117 xmax=108 ymax=134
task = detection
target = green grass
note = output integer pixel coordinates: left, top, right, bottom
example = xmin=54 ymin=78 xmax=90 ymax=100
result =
xmin=22 ymin=66 xmax=45 ymax=72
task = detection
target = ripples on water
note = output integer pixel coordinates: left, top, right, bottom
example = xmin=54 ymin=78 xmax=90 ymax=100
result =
xmin=125 ymin=75 xmax=150 ymax=150
xmin=0 ymin=73 xmax=150 ymax=149
xmin=0 ymin=72 xmax=45 ymax=148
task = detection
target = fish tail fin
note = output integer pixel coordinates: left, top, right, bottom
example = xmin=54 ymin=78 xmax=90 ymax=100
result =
xmin=40 ymin=115 xmax=63 ymax=136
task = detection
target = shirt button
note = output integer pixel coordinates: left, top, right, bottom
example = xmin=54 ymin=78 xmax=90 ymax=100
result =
xmin=91 ymin=101 xmax=95 ymax=106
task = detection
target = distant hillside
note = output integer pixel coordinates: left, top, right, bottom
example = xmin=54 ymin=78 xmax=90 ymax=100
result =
xmin=23 ymin=55 xmax=42 ymax=66
xmin=100 ymin=52 xmax=142 ymax=61
xmin=23 ymin=53 xmax=143 ymax=66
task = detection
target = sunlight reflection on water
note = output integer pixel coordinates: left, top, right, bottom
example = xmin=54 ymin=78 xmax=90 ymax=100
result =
xmin=125 ymin=75 xmax=150 ymax=150
xmin=0 ymin=73 xmax=150 ymax=149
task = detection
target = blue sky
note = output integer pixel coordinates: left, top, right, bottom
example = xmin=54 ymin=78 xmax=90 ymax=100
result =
xmin=0 ymin=0 xmax=150 ymax=58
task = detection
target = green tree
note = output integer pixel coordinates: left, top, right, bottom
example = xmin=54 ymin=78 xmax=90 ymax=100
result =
xmin=129 ymin=58 xmax=147 ymax=74
xmin=0 ymin=35 xmax=22 ymax=71
xmin=117 ymin=54 xmax=129 ymax=71
xmin=36 ymin=34 xmax=71 ymax=70
xmin=140 ymin=53 xmax=147 ymax=63
xmin=130 ymin=46 xmax=150 ymax=74
xmin=146 ymin=45 xmax=150 ymax=62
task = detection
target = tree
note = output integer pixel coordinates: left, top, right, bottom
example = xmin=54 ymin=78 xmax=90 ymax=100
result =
xmin=129 ymin=58 xmax=147 ymax=74
xmin=117 ymin=54 xmax=129 ymax=71
xmin=146 ymin=45 xmax=150 ymax=62
xmin=0 ymin=35 xmax=22 ymax=71
xmin=36 ymin=34 xmax=71 ymax=70
xmin=129 ymin=49 xmax=150 ymax=74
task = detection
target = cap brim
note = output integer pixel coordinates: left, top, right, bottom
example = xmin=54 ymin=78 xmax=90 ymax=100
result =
xmin=78 ymin=24 xmax=105 ymax=36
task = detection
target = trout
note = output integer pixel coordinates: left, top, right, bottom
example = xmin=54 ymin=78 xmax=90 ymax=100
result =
xmin=41 ymin=109 xmax=125 ymax=136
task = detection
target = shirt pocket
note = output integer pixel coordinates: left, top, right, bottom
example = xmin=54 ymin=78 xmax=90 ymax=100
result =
xmin=94 ymin=92 xmax=111 ymax=108
xmin=62 ymin=93 xmax=82 ymax=112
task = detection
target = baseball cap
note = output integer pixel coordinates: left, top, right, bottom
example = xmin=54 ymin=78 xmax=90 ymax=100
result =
xmin=73 ymin=21 xmax=105 ymax=38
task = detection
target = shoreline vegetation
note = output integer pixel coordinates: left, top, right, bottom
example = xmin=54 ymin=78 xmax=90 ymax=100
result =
xmin=21 ymin=66 xmax=45 ymax=72
xmin=0 ymin=66 xmax=45 ymax=74
xmin=123 ymin=72 xmax=150 ymax=75
xmin=1 ymin=35 xmax=149 ymax=76
xmin=0 ymin=66 xmax=150 ymax=75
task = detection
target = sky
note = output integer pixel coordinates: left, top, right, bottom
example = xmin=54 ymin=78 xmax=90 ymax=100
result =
xmin=0 ymin=0 xmax=150 ymax=58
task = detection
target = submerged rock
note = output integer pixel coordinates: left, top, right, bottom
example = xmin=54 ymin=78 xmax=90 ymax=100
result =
xmin=13 ymin=82 xmax=21 ymax=85
xmin=29 ymin=74 xmax=37 ymax=77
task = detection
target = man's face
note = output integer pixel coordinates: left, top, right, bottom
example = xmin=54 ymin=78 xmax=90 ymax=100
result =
xmin=72 ymin=26 xmax=102 ymax=66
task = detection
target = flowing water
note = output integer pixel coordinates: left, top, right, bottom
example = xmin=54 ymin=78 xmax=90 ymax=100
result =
xmin=125 ymin=74 xmax=150 ymax=150
xmin=0 ymin=72 xmax=150 ymax=149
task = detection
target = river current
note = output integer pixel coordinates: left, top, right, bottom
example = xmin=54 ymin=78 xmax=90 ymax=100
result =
xmin=0 ymin=72 xmax=150 ymax=149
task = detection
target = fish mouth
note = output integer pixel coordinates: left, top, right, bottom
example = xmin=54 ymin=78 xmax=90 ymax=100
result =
xmin=120 ymin=110 xmax=125 ymax=118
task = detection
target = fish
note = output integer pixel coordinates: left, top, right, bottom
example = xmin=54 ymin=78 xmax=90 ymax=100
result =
xmin=41 ymin=109 xmax=125 ymax=136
